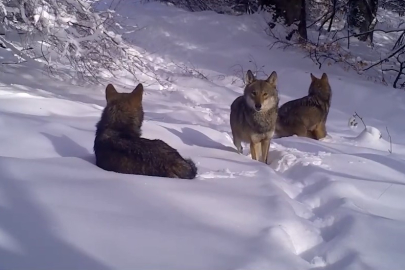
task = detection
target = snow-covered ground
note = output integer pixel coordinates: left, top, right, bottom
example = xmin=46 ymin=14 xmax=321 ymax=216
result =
xmin=1 ymin=1 xmax=405 ymax=269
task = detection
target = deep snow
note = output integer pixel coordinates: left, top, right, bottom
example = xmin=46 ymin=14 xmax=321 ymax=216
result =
xmin=1 ymin=1 xmax=405 ymax=270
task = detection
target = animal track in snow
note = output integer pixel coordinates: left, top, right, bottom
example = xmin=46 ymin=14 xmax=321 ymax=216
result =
xmin=265 ymin=143 xmax=356 ymax=267
xmin=268 ymin=146 xmax=331 ymax=173
xmin=284 ymin=178 xmax=359 ymax=267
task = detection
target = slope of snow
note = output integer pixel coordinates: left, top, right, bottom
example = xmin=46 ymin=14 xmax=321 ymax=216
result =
xmin=1 ymin=1 xmax=405 ymax=270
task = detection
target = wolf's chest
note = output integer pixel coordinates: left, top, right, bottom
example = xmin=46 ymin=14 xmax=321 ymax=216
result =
xmin=247 ymin=112 xmax=275 ymax=133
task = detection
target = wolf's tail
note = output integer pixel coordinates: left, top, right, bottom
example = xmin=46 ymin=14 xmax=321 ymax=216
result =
xmin=171 ymin=158 xmax=198 ymax=180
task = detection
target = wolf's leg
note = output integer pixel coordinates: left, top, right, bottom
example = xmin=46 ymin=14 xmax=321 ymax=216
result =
xmin=313 ymin=122 xmax=327 ymax=140
xmin=306 ymin=130 xmax=317 ymax=139
xmin=274 ymin=122 xmax=285 ymax=138
xmin=250 ymin=142 xmax=261 ymax=161
xmin=292 ymin=122 xmax=317 ymax=139
xmin=233 ymin=136 xmax=243 ymax=154
xmin=261 ymin=138 xmax=271 ymax=164
xmin=294 ymin=124 xmax=311 ymax=138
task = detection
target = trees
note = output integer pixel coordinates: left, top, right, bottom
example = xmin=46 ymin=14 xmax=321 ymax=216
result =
xmin=347 ymin=0 xmax=378 ymax=42
xmin=0 ymin=0 xmax=146 ymax=83
xmin=157 ymin=0 xmax=259 ymax=14
xmin=160 ymin=0 xmax=405 ymax=88
xmin=3 ymin=0 xmax=405 ymax=88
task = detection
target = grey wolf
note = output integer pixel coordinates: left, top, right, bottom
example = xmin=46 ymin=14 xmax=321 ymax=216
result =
xmin=275 ymin=73 xmax=332 ymax=140
xmin=94 ymin=83 xmax=197 ymax=179
xmin=230 ymin=70 xmax=279 ymax=163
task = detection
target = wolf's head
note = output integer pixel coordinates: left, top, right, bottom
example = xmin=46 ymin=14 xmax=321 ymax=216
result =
xmin=308 ymin=73 xmax=332 ymax=103
xmin=243 ymin=70 xmax=278 ymax=112
xmin=99 ymin=83 xmax=144 ymax=135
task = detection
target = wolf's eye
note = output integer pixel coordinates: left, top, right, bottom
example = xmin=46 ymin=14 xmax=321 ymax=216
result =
xmin=251 ymin=91 xmax=257 ymax=96
xmin=263 ymin=93 xmax=268 ymax=97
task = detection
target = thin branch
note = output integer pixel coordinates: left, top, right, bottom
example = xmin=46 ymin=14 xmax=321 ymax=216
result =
xmin=378 ymin=183 xmax=393 ymax=200
xmin=363 ymin=44 xmax=405 ymax=71
xmin=354 ymin=112 xmax=366 ymax=129
xmin=386 ymin=126 xmax=393 ymax=154
xmin=330 ymin=28 xmax=405 ymax=47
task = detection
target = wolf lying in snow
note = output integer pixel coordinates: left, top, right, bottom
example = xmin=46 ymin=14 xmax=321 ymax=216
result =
xmin=94 ymin=83 xmax=197 ymax=179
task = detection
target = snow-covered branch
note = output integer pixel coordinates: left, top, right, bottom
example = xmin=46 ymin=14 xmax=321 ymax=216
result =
xmin=0 ymin=0 xmax=147 ymax=83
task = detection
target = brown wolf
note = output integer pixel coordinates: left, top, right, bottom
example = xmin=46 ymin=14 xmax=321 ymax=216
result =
xmin=275 ymin=73 xmax=332 ymax=140
xmin=94 ymin=83 xmax=197 ymax=179
xmin=230 ymin=70 xmax=279 ymax=163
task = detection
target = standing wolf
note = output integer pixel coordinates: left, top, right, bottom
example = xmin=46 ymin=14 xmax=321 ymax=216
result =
xmin=275 ymin=73 xmax=332 ymax=140
xmin=94 ymin=83 xmax=197 ymax=179
xmin=230 ymin=70 xmax=279 ymax=163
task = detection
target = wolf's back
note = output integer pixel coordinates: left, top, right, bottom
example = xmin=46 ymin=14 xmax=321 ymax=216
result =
xmin=94 ymin=132 xmax=197 ymax=179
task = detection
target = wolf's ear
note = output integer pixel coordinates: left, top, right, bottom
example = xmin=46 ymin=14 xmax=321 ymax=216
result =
xmin=106 ymin=84 xmax=118 ymax=103
xmin=130 ymin=83 xmax=144 ymax=105
xmin=266 ymin=71 xmax=277 ymax=86
xmin=310 ymin=73 xmax=317 ymax=82
xmin=321 ymin=73 xmax=329 ymax=82
xmin=246 ymin=70 xmax=256 ymax=84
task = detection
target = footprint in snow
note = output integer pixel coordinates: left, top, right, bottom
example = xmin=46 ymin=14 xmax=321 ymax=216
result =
xmin=268 ymin=147 xmax=331 ymax=173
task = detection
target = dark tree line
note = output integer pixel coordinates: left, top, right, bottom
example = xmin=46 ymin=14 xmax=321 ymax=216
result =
xmin=158 ymin=0 xmax=405 ymax=89
xmin=257 ymin=0 xmax=380 ymax=43
xmin=158 ymin=0 xmax=385 ymax=43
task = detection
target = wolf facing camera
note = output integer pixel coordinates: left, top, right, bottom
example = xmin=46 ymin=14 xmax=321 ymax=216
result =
xmin=230 ymin=70 xmax=279 ymax=164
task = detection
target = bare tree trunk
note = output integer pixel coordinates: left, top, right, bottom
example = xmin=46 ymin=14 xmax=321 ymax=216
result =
xmin=298 ymin=0 xmax=307 ymax=41
xmin=348 ymin=0 xmax=378 ymax=42
xmin=327 ymin=0 xmax=337 ymax=32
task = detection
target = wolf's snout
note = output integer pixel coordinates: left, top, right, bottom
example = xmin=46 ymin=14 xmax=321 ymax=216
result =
xmin=255 ymin=104 xmax=262 ymax=111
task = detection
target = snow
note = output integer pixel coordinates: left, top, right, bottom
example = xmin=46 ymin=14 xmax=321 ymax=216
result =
xmin=1 ymin=1 xmax=405 ymax=269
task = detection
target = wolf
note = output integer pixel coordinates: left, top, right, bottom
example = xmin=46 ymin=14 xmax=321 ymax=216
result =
xmin=275 ymin=73 xmax=332 ymax=140
xmin=94 ymin=83 xmax=197 ymax=179
xmin=230 ymin=70 xmax=279 ymax=163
